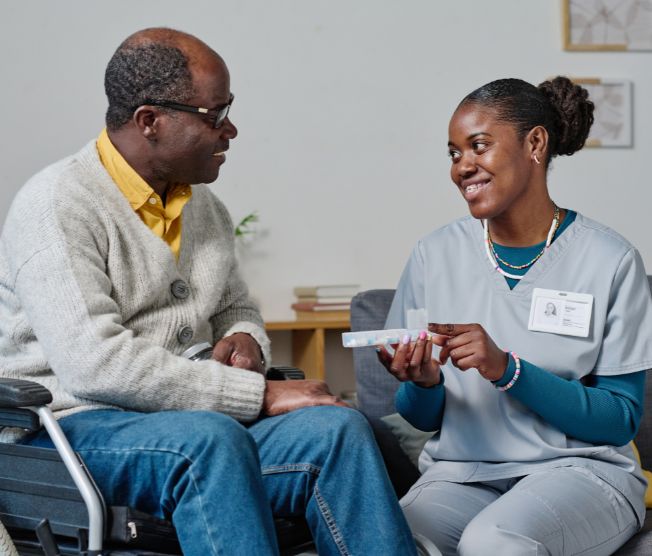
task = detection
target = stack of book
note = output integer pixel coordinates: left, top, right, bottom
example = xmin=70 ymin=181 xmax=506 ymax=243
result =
xmin=291 ymin=284 xmax=360 ymax=320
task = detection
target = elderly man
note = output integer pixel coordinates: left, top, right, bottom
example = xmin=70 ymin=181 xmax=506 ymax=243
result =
xmin=0 ymin=28 xmax=417 ymax=555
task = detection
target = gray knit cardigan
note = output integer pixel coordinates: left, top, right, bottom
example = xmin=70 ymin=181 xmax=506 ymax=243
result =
xmin=0 ymin=141 xmax=270 ymax=433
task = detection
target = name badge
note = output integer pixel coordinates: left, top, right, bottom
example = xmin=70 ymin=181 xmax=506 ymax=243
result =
xmin=528 ymin=288 xmax=593 ymax=337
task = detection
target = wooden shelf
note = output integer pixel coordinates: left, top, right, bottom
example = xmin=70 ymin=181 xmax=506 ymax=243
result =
xmin=266 ymin=319 xmax=350 ymax=331
xmin=265 ymin=315 xmax=350 ymax=380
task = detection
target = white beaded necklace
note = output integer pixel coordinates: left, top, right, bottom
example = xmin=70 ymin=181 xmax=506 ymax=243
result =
xmin=482 ymin=206 xmax=560 ymax=281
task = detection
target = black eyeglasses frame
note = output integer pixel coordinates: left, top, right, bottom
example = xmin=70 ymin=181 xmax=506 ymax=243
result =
xmin=142 ymin=94 xmax=234 ymax=129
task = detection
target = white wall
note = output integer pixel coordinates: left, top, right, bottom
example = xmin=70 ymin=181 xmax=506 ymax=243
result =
xmin=2 ymin=1 xmax=651 ymax=324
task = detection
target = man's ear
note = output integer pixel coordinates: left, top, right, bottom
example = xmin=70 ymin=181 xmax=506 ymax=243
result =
xmin=526 ymin=125 xmax=549 ymax=165
xmin=132 ymin=106 xmax=160 ymax=140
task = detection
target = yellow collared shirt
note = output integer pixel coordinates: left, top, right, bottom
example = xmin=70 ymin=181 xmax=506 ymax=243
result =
xmin=96 ymin=128 xmax=191 ymax=259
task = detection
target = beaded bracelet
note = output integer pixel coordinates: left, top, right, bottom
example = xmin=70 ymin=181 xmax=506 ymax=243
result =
xmin=496 ymin=351 xmax=521 ymax=392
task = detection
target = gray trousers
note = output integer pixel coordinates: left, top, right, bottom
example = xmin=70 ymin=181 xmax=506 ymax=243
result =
xmin=400 ymin=467 xmax=639 ymax=556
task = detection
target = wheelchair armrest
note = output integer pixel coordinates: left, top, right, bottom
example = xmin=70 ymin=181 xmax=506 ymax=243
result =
xmin=0 ymin=378 xmax=51 ymax=430
xmin=0 ymin=377 xmax=53 ymax=407
xmin=265 ymin=366 xmax=305 ymax=381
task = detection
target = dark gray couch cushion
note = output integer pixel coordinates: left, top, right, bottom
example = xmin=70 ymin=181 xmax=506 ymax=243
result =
xmin=635 ymin=275 xmax=652 ymax=469
xmin=350 ymin=289 xmax=400 ymax=420
xmin=616 ymin=277 xmax=652 ymax=553
xmin=617 ymin=516 xmax=652 ymax=555
xmin=636 ymin=368 xmax=652 ymax=471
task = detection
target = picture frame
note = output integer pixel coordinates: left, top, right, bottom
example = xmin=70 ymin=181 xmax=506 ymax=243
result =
xmin=562 ymin=0 xmax=652 ymax=51
xmin=572 ymin=78 xmax=632 ymax=147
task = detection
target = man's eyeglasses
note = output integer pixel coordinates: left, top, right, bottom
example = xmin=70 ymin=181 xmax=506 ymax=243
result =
xmin=144 ymin=94 xmax=234 ymax=129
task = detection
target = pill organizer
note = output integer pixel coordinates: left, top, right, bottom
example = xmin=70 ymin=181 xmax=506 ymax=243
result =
xmin=341 ymin=329 xmax=431 ymax=348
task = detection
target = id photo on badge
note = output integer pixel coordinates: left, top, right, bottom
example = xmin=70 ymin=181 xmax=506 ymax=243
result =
xmin=534 ymin=297 xmax=561 ymax=327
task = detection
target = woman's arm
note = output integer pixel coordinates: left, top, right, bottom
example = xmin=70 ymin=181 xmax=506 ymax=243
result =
xmin=395 ymin=374 xmax=446 ymax=432
xmin=496 ymin=357 xmax=645 ymax=446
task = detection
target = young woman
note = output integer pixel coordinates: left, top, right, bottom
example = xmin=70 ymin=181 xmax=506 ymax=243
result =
xmin=378 ymin=77 xmax=652 ymax=555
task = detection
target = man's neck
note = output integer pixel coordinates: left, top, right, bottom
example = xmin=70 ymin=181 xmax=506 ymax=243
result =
xmin=107 ymin=128 xmax=171 ymax=199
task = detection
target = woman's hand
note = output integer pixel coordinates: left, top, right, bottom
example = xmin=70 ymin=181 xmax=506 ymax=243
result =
xmin=428 ymin=323 xmax=508 ymax=382
xmin=376 ymin=331 xmax=447 ymax=387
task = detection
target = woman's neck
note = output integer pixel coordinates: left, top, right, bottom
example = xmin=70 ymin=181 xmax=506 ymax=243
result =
xmin=488 ymin=199 xmax=565 ymax=247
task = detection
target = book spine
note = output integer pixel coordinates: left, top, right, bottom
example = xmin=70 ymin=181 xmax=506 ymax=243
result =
xmin=294 ymin=296 xmax=353 ymax=304
xmin=291 ymin=302 xmax=351 ymax=311
xmin=293 ymin=286 xmax=360 ymax=298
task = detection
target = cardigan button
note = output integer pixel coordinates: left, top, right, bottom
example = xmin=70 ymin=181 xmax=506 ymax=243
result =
xmin=177 ymin=325 xmax=194 ymax=344
xmin=171 ymin=279 xmax=190 ymax=299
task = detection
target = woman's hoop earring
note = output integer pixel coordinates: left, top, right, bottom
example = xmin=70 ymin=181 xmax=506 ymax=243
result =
xmin=533 ymin=154 xmax=541 ymax=165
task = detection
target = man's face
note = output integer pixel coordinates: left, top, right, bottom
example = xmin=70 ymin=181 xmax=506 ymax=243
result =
xmin=153 ymin=54 xmax=237 ymax=185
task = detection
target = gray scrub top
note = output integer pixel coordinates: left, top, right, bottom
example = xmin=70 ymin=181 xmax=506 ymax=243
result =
xmin=386 ymin=213 xmax=652 ymax=524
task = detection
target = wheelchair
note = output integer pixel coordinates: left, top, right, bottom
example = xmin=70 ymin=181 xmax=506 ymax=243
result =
xmin=0 ymin=362 xmax=314 ymax=556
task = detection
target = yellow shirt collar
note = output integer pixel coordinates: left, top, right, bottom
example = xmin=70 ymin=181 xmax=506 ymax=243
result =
xmin=96 ymin=128 xmax=157 ymax=211
xmin=96 ymin=128 xmax=192 ymax=259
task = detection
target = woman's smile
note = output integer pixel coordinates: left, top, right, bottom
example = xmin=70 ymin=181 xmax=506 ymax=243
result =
xmin=461 ymin=179 xmax=490 ymax=201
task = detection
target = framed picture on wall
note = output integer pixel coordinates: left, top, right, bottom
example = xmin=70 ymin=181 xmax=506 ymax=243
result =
xmin=562 ymin=0 xmax=652 ymax=51
xmin=572 ymin=78 xmax=632 ymax=147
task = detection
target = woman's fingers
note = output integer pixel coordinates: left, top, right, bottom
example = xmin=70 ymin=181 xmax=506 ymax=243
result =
xmin=428 ymin=323 xmax=477 ymax=336
xmin=439 ymin=336 xmax=467 ymax=364
xmin=376 ymin=345 xmax=393 ymax=369
xmin=451 ymin=349 xmax=478 ymax=371
xmin=430 ymin=334 xmax=448 ymax=347
xmin=391 ymin=335 xmax=411 ymax=369
xmin=448 ymin=345 xmax=476 ymax=369
xmin=376 ymin=331 xmax=441 ymax=382
xmin=408 ymin=331 xmax=428 ymax=369
xmin=378 ymin=335 xmax=412 ymax=380
xmin=424 ymin=338 xmax=433 ymax=364
xmin=376 ymin=345 xmax=408 ymax=380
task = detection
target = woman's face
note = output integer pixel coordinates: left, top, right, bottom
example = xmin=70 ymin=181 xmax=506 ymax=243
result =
xmin=447 ymin=103 xmax=535 ymax=220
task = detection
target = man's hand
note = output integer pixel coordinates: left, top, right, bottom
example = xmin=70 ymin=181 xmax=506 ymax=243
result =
xmin=262 ymin=380 xmax=349 ymax=416
xmin=376 ymin=331 xmax=446 ymax=388
xmin=212 ymin=333 xmax=265 ymax=375
xmin=428 ymin=323 xmax=508 ymax=382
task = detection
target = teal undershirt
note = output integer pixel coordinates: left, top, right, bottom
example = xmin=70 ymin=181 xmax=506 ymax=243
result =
xmin=495 ymin=209 xmax=576 ymax=290
xmin=396 ymin=209 xmax=646 ymax=447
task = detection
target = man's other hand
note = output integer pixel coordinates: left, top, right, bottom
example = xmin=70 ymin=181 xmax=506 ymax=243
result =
xmin=262 ymin=380 xmax=349 ymax=416
xmin=212 ymin=333 xmax=265 ymax=375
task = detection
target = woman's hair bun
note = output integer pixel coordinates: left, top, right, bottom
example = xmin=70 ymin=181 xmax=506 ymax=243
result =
xmin=538 ymin=76 xmax=594 ymax=156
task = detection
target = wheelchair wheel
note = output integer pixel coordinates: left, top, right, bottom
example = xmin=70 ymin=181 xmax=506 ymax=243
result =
xmin=0 ymin=520 xmax=18 ymax=556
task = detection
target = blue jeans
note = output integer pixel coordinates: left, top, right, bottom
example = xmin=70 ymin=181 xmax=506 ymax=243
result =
xmin=22 ymin=406 xmax=416 ymax=556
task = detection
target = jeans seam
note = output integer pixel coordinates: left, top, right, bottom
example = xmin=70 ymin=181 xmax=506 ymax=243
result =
xmin=314 ymin=484 xmax=350 ymax=556
xmin=260 ymin=463 xmax=352 ymax=554
xmin=261 ymin=463 xmax=321 ymax=475
xmin=76 ymin=447 xmax=221 ymax=556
